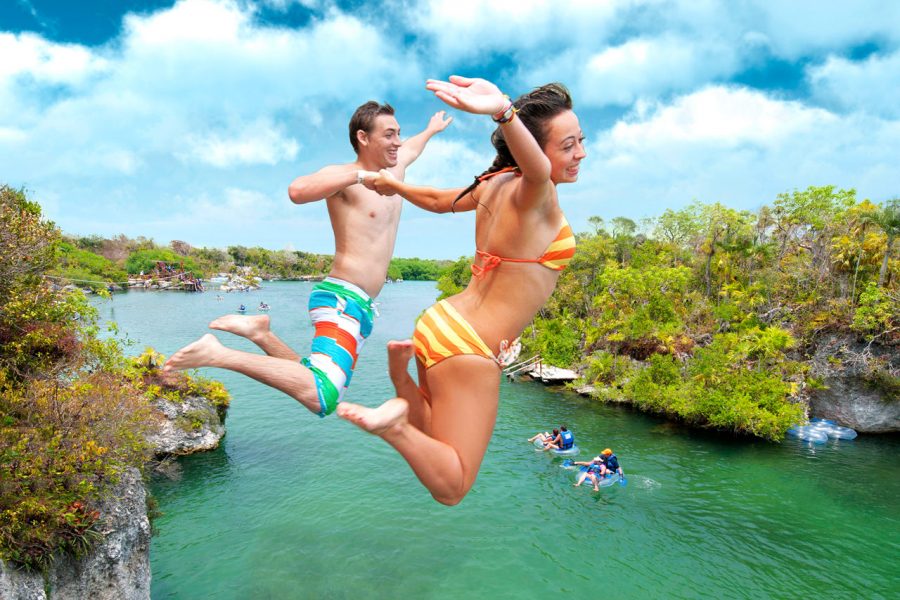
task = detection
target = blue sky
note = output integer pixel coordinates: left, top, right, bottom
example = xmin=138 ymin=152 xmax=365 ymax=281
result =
xmin=2 ymin=0 xmax=899 ymax=259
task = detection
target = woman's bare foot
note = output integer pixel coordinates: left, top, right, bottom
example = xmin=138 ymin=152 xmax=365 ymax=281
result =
xmin=387 ymin=339 xmax=415 ymax=381
xmin=163 ymin=334 xmax=226 ymax=371
xmin=337 ymin=397 xmax=409 ymax=438
xmin=209 ymin=314 xmax=270 ymax=341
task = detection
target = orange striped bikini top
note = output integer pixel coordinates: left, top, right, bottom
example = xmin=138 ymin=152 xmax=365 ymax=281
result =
xmin=472 ymin=218 xmax=577 ymax=278
xmin=469 ymin=166 xmax=577 ymax=278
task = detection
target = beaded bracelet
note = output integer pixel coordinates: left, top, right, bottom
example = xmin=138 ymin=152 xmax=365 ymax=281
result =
xmin=492 ymin=96 xmax=517 ymax=124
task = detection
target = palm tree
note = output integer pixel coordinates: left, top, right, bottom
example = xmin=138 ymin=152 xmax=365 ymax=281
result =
xmin=873 ymin=198 xmax=900 ymax=287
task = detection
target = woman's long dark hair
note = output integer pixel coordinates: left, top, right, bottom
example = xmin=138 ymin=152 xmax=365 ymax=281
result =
xmin=452 ymin=83 xmax=573 ymax=212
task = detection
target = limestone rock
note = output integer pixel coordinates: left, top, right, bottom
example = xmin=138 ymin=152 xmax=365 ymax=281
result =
xmin=147 ymin=394 xmax=226 ymax=456
xmin=807 ymin=334 xmax=899 ymax=433
xmin=0 ymin=469 xmax=150 ymax=600
xmin=0 ymin=391 xmax=227 ymax=598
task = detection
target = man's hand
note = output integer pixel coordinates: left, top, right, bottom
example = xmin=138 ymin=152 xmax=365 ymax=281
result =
xmin=427 ymin=110 xmax=453 ymax=133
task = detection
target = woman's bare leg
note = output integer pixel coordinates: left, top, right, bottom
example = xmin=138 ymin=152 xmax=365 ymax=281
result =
xmin=209 ymin=314 xmax=300 ymax=361
xmin=338 ymin=355 xmax=500 ymax=505
xmin=386 ymin=339 xmax=431 ymax=432
xmin=163 ymin=334 xmax=319 ymax=414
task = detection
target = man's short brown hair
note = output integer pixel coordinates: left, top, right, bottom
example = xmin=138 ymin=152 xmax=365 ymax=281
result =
xmin=348 ymin=101 xmax=395 ymax=154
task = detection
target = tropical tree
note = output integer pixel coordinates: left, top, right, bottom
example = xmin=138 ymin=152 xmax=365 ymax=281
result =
xmin=873 ymin=198 xmax=900 ymax=287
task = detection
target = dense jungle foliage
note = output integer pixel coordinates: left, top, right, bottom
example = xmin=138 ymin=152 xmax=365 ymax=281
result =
xmin=518 ymin=186 xmax=899 ymax=440
xmin=0 ymin=186 xmax=228 ymax=572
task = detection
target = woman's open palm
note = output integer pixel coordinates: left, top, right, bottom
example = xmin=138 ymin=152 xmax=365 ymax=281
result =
xmin=425 ymin=75 xmax=507 ymax=115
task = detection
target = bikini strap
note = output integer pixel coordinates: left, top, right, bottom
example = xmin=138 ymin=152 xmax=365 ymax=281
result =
xmin=471 ymin=249 xmax=544 ymax=278
xmin=471 ymin=250 xmax=503 ymax=278
xmin=477 ymin=166 xmax=520 ymax=182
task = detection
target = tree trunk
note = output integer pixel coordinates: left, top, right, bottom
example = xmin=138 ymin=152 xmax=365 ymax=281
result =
xmin=878 ymin=235 xmax=895 ymax=287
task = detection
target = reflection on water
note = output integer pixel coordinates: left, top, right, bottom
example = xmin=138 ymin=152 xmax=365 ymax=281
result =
xmin=93 ymin=282 xmax=899 ymax=599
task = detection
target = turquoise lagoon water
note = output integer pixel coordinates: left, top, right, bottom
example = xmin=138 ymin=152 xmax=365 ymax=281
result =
xmin=95 ymin=282 xmax=899 ymax=599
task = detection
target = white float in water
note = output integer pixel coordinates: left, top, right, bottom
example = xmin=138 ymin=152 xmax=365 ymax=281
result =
xmin=787 ymin=420 xmax=857 ymax=443
xmin=787 ymin=426 xmax=828 ymax=444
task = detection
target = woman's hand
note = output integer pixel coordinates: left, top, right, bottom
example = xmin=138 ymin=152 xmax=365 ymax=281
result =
xmin=365 ymin=169 xmax=400 ymax=196
xmin=426 ymin=75 xmax=508 ymax=115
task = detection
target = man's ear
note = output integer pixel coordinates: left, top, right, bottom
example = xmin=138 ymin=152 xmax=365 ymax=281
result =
xmin=356 ymin=129 xmax=368 ymax=149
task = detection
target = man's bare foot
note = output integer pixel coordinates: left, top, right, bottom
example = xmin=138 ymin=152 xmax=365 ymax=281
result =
xmin=337 ymin=397 xmax=409 ymax=438
xmin=209 ymin=314 xmax=270 ymax=341
xmin=387 ymin=339 xmax=415 ymax=380
xmin=163 ymin=334 xmax=225 ymax=371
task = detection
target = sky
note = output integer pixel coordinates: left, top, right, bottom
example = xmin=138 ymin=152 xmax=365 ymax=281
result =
xmin=1 ymin=0 xmax=899 ymax=260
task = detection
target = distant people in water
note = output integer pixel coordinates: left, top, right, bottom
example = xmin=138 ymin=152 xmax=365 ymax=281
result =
xmin=527 ymin=430 xmax=553 ymax=444
xmin=163 ymin=102 xmax=451 ymax=419
xmin=598 ymin=448 xmax=622 ymax=478
xmin=572 ymin=456 xmax=605 ymax=491
xmin=541 ymin=425 xmax=574 ymax=452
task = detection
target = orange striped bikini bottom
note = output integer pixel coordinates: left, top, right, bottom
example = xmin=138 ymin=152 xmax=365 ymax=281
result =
xmin=413 ymin=300 xmax=521 ymax=370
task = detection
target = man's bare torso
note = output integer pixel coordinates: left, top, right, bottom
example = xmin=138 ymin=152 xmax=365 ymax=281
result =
xmin=327 ymin=181 xmax=402 ymax=298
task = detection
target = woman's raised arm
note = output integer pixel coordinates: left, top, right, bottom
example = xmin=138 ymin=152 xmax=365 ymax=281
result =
xmin=426 ymin=76 xmax=552 ymax=189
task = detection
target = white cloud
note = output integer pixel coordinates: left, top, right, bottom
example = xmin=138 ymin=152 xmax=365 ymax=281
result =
xmin=0 ymin=31 xmax=108 ymax=83
xmin=407 ymin=0 xmax=626 ymax=64
xmin=569 ymin=86 xmax=900 ymax=230
xmin=404 ymin=136 xmax=494 ymax=190
xmin=751 ymin=2 xmax=900 ymax=60
xmin=187 ymin=187 xmax=281 ymax=222
xmin=1 ymin=0 xmax=417 ymax=178
xmin=531 ymin=35 xmax=740 ymax=107
xmin=808 ymin=49 xmax=900 ymax=118
xmin=605 ymin=86 xmax=834 ymax=151
xmin=177 ymin=119 xmax=300 ymax=167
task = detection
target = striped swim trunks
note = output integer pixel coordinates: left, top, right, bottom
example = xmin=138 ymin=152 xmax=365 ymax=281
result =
xmin=413 ymin=300 xmax=501 ymax=370
xmin=301 ymin=277 xmax=375 ymax=417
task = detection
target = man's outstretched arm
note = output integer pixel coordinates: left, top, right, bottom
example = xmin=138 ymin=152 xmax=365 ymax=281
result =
xmin=396 ymin=111 xmax=453 ymax=171
xmin=288 ymin=164 xmax=362 ymax=204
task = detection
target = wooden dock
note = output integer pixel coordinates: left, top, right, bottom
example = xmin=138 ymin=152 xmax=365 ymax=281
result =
xmin=503 ymin=356 xmax=579 ymax=384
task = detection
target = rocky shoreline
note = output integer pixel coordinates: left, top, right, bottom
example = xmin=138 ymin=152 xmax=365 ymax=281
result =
xmin=0 ymin=392 xmax=227 ymax=600
xmin=539 ymin=334 xmax=899 ymax=434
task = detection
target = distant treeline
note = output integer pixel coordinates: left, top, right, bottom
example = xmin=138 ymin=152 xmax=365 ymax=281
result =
xmin=54 ymin=234 xmax=453 ymax=287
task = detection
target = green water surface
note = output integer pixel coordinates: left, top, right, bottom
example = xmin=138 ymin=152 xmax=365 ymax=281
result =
xmin=95 ymin=282 xmax=899 ymax=599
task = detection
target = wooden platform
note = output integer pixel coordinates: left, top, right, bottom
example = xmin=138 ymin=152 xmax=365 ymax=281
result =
xmin=525 ymin=364 xmax=579 ymax=383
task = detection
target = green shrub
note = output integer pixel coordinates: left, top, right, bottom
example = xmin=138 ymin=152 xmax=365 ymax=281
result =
xmin=0 ymin=186 xmax=230 ymax=572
